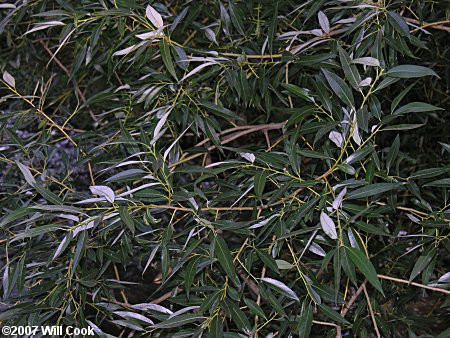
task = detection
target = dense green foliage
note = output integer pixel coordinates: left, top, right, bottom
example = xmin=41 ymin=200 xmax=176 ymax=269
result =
xmin=1 ymin=0 xmax=449 ymax=337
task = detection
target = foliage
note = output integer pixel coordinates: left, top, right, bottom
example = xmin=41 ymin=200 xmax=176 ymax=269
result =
xmin=1 ymin=0 xmax=449 ymax=337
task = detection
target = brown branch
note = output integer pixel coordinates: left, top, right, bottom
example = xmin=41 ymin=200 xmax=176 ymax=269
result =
xmin=404 ymin=17 xmax=450 ymax=34
xmin=341 ymin=280 xmax=367 ymax=317
xmin=237 ymin=270 xmax=260 ymax=296
xmin=312 ymin=320 xmax=342 ymax=338
xmin=195 ymin=121 xmax=286 ymax=149
xmin=168 ymin=121 xmax=286 ymax=169
xmin=378 ymin=274 xmax=450 ymax=295
xmin=363 ymin=283 xmax=381 ymax=338
xmin=40 ymin=40 xmax=98 ymax=123
xmin=220 ymin=27 xmax=346 ymax=59
xmin=151 ymin=288 xmax=183 ymax=304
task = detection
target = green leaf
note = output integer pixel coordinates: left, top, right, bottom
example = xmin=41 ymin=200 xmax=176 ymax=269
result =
xmin=227 ymin=0 xmax=245 ymax=35
xmin=184 ymin=256 xmax=201 ymax=297
xmin=224 ymin=298 xmax=251 ymax=329
xmin=153 ymin=314 xmax=205 ymax=329
xmin=282 ymin=83 xmax=315 ymax=102
xmin=297 ymin=302 xmax=313 ymax=337
xmin=322 ymin=68 xmax=355 ymax=107
xmin=257 ymin=250 xmax=280 ymax=274
xmin=390 ymin=83 xmax=415 ymax=112
xmin=119 ymin=206 xmax=135 ymax=234
xmin=254 ymin=170 xmax=268 ymax=199
xmin=423 ymin=178 xmax=450 ymax=187
xmin=201 ymin=100 xmax=242 ymax=121
xmin=382 ymin=123 xmax=425 ymax=131
xmin=244 ymin=298 xmax=266 ymax=318
xmin=345 ymin=247 xmax=384 ymax=295
xmin=16 ymin=161 xmax=36 ymax=185
xmin=344 ymin=145 xmax=374 ymax=165
xmin=320 ymin=211 xmax=337 ymax=240
xmin=214 ymin=237 xmax=241 ymax=288
xmin=318 ymin=304 xmax=350 ymax=324
xmin=0 ymin=207 xmax=33 ymax=227
xmin=208 ymin=316 xmax=223 ymax=338
xmin=409 ymin=248 xmax=436 ymax=282
xmin=386 ymin=134 xmax=400 ymax=174
xmin=34 ymin=184 xmax=64 ymax=205
xmin=394 ymin=102 xmax=442 ymax=115
xmin=160 ymin=39 xmax=177 ymax=80
xmin=261 ymin=277 xmax=300 ymax=302
xmin=387 ymin=11 xmax=410 ymax=37
xmin=338 ymin=45 xmax=361 ymax=90
xmin=70 ymin=231 xmax=87 ymax=279
xmin=386 ymin=65 xmax=438 ymax=78
xmin=409 ymin=167 xmax=448 ymax=179
xmin=347 ymin=183 xmax=400 ymax=199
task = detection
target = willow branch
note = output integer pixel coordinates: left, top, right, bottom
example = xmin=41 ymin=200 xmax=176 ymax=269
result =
xmin=378 ymin=274 xmax=450 ymax=295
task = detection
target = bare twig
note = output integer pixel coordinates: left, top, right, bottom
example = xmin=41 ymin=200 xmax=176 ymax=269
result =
xmin=169 ymin=121 xmax=286 ymax=169
xmin=220 ymin=27 xmax=346 ymax=59
xmin=312 ymin=320 xmax=342 ymax=338
xmin=363 ymin=283 xmax=381 ymax=338
xmin=113 ymin=264 xmax=129 ymax=305
xmin=195 ymin=121 xmax=286 ymax=149
xmin=237 ymin=270 xmax=260 ymax=296
xmin=405 ymin=17 xmax=450 ymax=34
xmin=378 ymin=274 xmax=450 ymax=295
xmin=151 ymin=289 xmax=182 ymax=304
xmin=341 ymin=280 xmax=367 ymax=317
xmin=40 ymin=40 xmax=99 ymax=123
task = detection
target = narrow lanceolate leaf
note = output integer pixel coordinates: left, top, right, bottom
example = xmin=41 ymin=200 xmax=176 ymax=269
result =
xmin=146 ymin=5 xmax=164 ymax=28
xmin=225 ymin=299 xmax=251 ymax=330
xmin=160 ymin=40 xmax=177 ymax=80
xmin=329 ymin=130 xmax=343 ymax=148
xmin=408 ymin=167 xmax=448 ymax=180
xmin=387 ymin=11 xmax=410 ymax=37
xmin=346 ymin=183 xmax=400 ymax=199
xmin=338 ymin=45 xmax=361 ymax=90
xmin=153 ymin=314 xmax=205 ymax=329
xmin=345 ymin=247 xmax=384 ymax=295
xmin=386 ymin=65 xmax=438 ymax=78
xmin=115 ymin=311 xmax=154 ymax=325
xmin=409 ymin=248 xmax=436 ymax=282
xmin=318 ymin=304 xmax=350 ymax=324
xmin=423 ymin=178 xmax=450 ymax=187
xmin=52 ymin=232 xmax=73 ymax=260
xmin=394 ymin=102 xmax=443 ymax=115
xmin=227 ymin=0 xmax=245 ymax=35
xmin=89 ymin=185 xmax=115 ymax=203
xmin=322 ymin=69 xmax=355 ymax=107
xmin=214 ymin=237 xmax=241 ymax=287
xmin=352 ymin=57 xmax=380 ymax=67
xmin=344 ymin=145 xmax=374 ymax=164
xmin=119 ymin=207 xmax=135 ymax=234
xmin=261 ymin=277 xmax=300 ymax=302
xmin=282 ymin=84 xmax=315 ymax=102
xmin=320 ymin=211 xmax=337 ymax=239
xmin=254 ymin=170 xmax=268 ymax=199
xmin=332 ymin=187 xmax=347 ymax=210
xmin=3 ymin=71 xmax=15 ymax=87
xmin=184 ymin=256 xmax=201 ymax=297
xmin=24 ymin=21 xmax=65 ymax=35
xmin=180 ymin=61 xmax=217 ymax=82
xmin=0 ymin=208 xmax=33 ymax=227
xmin=16 ymin=161 xmax=36 ymax=185
xmin=386 ymin=134 xmax=400 ymax=174
xmin=317 ymin=11 xmax=329 ymax=33
xmin=298 ymin=301 xmax=313 ymax=337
